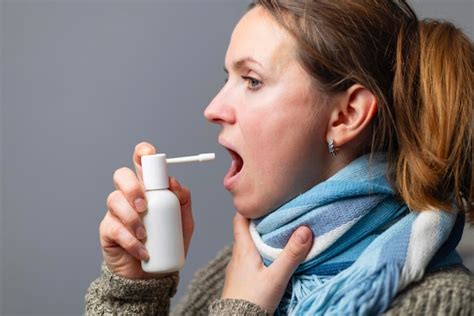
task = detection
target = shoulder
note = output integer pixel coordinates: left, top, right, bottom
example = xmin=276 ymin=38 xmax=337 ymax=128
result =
xmin=385 ymin=266 xmax=474 ymax=315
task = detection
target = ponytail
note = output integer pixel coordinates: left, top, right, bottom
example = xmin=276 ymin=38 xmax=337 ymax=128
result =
xmin=393 ymin=19 xmax=473 ymax=222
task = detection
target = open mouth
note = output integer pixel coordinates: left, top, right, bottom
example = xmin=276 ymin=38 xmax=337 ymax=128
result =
xmin=223 ymin=147 xmax=244 ymax=189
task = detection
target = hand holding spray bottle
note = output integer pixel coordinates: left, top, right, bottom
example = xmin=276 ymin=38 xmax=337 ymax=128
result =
xmin=140 ymin=152 xmax=215 ymax=273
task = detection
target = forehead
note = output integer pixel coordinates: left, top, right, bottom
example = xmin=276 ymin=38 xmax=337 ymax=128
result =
xmin=225 ymin=7 xmax=296 ymax=72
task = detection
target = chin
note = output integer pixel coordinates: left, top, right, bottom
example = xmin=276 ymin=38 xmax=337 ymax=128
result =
xmin=233 ymin=197 xmax=269 ymax=219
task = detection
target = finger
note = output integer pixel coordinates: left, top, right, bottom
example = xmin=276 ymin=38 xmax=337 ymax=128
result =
xmin=268 ymin=226 xmax=313 ymax=280
xmin=169 ymin=177 xmax=190 ymax=207
xmin=169 ymin=177 xmax=194 ymax=256
xmin=101 ymin=211 xmax=149 ymax=261
xmin=232 ymin=212 xmax=258 ymax=255
xmin=133 ymin=142 xmax=156 ymax=183
xmin=107 ymin=190 xmax=147 ymax=241
xmin=113 ymin=167 xmax=147 ymax=213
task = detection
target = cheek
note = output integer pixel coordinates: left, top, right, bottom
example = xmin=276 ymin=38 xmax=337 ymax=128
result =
xmin=240 ymin=108 xmax=285 ymax=183
xmin=238 ymin=99 xmax=324 ymax=216
xmin=243 ymin=99 xmax=320 ymax=174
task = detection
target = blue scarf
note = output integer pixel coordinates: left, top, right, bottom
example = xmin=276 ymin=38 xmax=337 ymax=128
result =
xmin=249 ymin=153 xmax=464 ymax=315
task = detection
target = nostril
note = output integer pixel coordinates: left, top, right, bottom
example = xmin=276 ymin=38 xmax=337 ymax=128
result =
xmin=204 ymin=93 xmax=236 ymax=124
xmin=204 ymin=107 xmax=234 ymax=125
xmin=204 ymin=108 xmax=219 ymax=123
xmin=206 ymin=114 xmax=224 ymax=125
xmin=212 ymin=118 xmax=226 ymax=125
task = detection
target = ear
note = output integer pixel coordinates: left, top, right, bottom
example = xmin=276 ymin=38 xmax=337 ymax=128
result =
xmin=326 ymin=84 xmax=378 ymax=148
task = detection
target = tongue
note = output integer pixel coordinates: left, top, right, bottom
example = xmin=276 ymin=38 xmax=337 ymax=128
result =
xmin=228 ymin=151 xmax=243 ymax=177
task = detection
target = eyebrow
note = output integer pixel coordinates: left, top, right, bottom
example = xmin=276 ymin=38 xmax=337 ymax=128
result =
xmin=223 ymin=57 xmax=263 ymax=74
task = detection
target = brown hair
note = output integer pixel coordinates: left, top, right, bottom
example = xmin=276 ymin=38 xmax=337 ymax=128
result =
xmin=248 ymin=0 xmax=473 ymax=222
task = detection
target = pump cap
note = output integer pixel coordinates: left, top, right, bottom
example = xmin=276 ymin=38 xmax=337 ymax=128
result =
xmin=141 ymin=153 xmax=169 ymax=190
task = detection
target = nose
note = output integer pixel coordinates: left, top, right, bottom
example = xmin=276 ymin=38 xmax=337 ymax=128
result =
xmin=203 ymin=88 xmax=236 ymax=125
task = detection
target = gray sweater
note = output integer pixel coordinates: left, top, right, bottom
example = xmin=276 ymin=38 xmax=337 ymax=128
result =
xmin=85 ymin=243 xmax=474 ymax=315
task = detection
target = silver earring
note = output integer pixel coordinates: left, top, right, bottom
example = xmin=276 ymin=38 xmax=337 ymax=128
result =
xmin=328 ymin=139 xmax=339 ymax=157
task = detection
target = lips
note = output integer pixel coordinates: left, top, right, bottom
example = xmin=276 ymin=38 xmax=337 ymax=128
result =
xmin=219 ymin=138 xmax=244 ymax=190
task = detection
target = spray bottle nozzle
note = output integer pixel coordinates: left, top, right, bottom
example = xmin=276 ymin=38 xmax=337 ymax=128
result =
xmin=166 ymin=153 xmax=216 ymax=164
xmin=142 ymin=152 xmax=215 ymax=190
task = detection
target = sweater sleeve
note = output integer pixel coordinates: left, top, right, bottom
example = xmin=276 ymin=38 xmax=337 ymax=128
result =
xmin=84 ymin=260 xmax=179 ymax=315
xmin=208 ymin=298 xmax=269 ymax=315
xmin=384 ymin=266 xmax=474 ymax=316
xmin=85 ymin=244 xmax=271 ymax=316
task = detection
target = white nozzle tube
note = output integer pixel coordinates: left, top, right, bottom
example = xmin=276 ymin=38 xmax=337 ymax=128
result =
xmin=166 ymin=153 xmax=215 ymax=164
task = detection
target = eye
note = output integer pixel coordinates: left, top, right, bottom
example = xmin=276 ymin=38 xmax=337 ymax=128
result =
xmin=242 ymin=76 xmax=263 ymax=91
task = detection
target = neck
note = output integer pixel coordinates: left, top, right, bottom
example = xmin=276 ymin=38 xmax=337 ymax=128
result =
xmin=319 ymin=151 xmax=361 ymax=183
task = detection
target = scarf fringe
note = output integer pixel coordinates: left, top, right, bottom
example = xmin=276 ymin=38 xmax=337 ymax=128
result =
xmin=276 ymin=274 xmax=329 ymax=315
xmin=286 ymin=263 xmax=400 ymax=315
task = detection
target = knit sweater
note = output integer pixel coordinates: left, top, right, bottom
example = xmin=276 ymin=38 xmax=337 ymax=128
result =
xmin=85 ymin=243 xmax=474 ymax=315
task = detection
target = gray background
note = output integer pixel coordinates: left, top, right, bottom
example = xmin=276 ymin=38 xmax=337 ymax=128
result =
xmin=0 ymin=0 xmax=472 ymax=315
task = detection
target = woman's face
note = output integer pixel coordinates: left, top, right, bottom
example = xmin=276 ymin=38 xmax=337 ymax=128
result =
xmin=204 ymin=6 xmax=332 ymax=219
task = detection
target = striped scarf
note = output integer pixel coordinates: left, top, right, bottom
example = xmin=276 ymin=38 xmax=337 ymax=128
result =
xmin=249 ymin=153 xmax=463 ymax=315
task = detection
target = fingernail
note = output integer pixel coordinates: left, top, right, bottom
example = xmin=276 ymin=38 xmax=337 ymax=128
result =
xmin=136 ymin=226 xmax=146 ymax=239
xmin=139 ymin=248 xmax=149 ymax=260
xmin=296 ymin=227 xmax=311 ymax=244
xmin=134 ymin=198 xmax=147 ymax=212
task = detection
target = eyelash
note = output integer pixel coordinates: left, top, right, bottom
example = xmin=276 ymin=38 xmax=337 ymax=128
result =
xmin=224 ymin=76 xmax=263 ymax=91
xmin=242 ymin=76 xmax=263 ymax=91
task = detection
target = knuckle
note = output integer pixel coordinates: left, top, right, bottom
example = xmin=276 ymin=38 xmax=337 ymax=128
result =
xmin=123 ymin=182 xmax=143 ymax=201
xmin=181 ymin=186 xmax=190 ymax=196
xmin=123 ymin=213 xmax=140 ymax=229
xmin=99 ymin=215 xmax=108 ymax=232
xmin=124 ymin=236 xmax=140 ymax=251
xmin=109 ymin=220 xmax=126 ymax=241
xmin=285 ymin=245 xmax=301 ymax=262
xmin=181 ymin=188 xmax=191 ymax=204
xmin=113 ymin=167 xmax=128 ymax=184
xmin=106 ymin=190 xmax=120 ymax=209
xmin=99 ymin=212 xmax=113 ymax=236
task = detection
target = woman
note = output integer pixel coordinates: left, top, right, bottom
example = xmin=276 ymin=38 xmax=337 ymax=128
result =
xmin=85 ymin=1 xmax=473 ymax=315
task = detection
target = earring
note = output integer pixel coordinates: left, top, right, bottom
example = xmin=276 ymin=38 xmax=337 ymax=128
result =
xmin=328 ymin=139 xmax=339 ymax=157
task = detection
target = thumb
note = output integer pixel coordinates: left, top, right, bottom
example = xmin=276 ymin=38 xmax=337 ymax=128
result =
xmin=268 ymin=226 xmax=313 ymax=280
xmin=133 ymin=142 xmax=156 ymax=183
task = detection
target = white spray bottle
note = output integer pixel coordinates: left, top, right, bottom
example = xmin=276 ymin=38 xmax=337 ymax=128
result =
xmin=140 ymin=152 xmax=215 ymax=274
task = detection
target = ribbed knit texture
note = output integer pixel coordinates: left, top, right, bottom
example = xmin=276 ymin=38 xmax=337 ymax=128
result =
xmin=171 ymin=245 xmax=237 ymax=315
xmin=85 ymin=260 xmax=179 ymax=315
xmin=85 ymin=243 xmax=473 ymax=315
xmin=385 ymin=266 xmax=473 ymax=316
